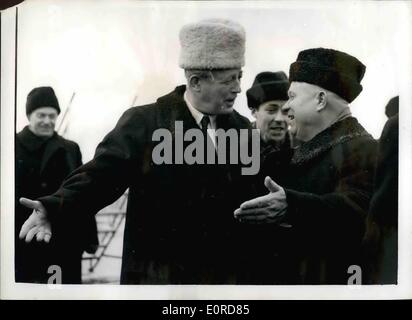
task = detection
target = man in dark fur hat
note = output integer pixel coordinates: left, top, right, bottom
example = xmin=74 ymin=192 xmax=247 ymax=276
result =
xmin=363 ymin=95 xmax=399 ymax=284
xmin=235 ymin=71 xmax=295 ymax=284
xmin=246 ymin=71 xmax=293 ymax=181
xmin=235 ymin=48 xmax=378 ymax=284
xmin=385 ymin=96 xmax=399 ymax=118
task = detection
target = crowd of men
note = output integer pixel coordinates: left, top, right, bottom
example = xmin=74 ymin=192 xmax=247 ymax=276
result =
xmin=15 ymin=18 xmax=398 ymax=285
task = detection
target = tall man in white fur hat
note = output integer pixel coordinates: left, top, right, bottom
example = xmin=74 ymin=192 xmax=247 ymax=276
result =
xmin=18 ymin=19 xmax=251 ymax=284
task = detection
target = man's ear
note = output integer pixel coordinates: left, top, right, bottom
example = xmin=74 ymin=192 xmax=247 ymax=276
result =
xmin=188 ymin=75 xmax=202 ymax=92
xmin=251 ymin=109 xmax=257 ymax=119
xmin=316 ymin=91 xmax=327 ymax=111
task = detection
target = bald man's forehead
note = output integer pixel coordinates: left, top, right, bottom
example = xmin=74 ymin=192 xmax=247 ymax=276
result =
xmin=289 ymin=81 xmax=348 ymax=104
xmin=289 ymin=81 xmax=322 ymax=92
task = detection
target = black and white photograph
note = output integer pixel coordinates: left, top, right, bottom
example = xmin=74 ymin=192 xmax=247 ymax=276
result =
xmin=1 ymin=0 xmax=411 ymax=300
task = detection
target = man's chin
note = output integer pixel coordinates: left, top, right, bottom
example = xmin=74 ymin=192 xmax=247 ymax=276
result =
xmin=37 ymin=131 xmax=54 ymax=137
xmin=268 ymin=135 xmax=286 ymax=144
xmin=217 ymin=105 xmax=234 ymax=114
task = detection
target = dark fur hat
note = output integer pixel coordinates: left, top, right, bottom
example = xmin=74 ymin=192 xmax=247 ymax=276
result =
xmin=289 ymin=48 xmax=366 ymax=103
xmin=26 ymin=86 xmax=60 ymax=117
xmin=385 ymin=96 xmax=399 ymax=118
xmin=246 ymin=71 xmax=289 ymax=110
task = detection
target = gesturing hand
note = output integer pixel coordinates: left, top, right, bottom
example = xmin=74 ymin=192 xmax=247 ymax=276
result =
xmin=234 ymin=176 xmax=289 ymax=225
xmin=19 ymin=198 xmax=52 ymax=243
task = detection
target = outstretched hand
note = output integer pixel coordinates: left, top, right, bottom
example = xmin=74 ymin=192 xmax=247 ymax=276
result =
xmin=19 ymin=198 xmax=52 ymax=243
xmin=234 ymin=176 xmax=290 ymax=225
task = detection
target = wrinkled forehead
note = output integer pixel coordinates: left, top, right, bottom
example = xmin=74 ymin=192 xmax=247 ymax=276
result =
xmin=289 ymin=81 xmax=322 ymax=94
xmin=211 ymin=68 xmax=242 ymax=80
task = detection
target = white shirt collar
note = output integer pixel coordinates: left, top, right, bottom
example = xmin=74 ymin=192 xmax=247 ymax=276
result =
xmin=184 ymin=91 xmax=217 ymax=129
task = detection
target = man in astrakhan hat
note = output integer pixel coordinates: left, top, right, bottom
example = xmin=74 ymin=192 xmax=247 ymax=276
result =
xmin=235 ymin=48 xmax=378 ymax=284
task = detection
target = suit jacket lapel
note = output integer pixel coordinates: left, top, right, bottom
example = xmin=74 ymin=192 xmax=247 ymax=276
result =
xmin=156 ymin=85 xmax=199 ymax=135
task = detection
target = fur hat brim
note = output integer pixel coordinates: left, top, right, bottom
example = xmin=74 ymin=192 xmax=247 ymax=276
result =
xmin=247 ymin=81 xmax=289 ymax=110
xmin=289 ymin=48 xmax=366 ymax=103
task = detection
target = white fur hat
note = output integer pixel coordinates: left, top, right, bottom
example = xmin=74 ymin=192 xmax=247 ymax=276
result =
xmin=179 ymin=18 xmax=246 ymax=70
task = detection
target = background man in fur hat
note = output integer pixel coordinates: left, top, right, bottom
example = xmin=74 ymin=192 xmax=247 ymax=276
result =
xmin=235 ymin=71 xmax=295 ymax=284
xmin=384 ymin=95 xmax=399 ymax=119
xmin=247 ymin=71 xmax=290 ymax=143
xmin=15 ymin=86 xmax=98 ymax=283
xmin=18 ymin=19 xmax=251 ymax=284
xmin=246 ymin=71 xmax=292 ymax=181
xmin=235 ymin=48 xmax=378 ymax=284
xmin=363 ymin=95 xmax=399 ymax=284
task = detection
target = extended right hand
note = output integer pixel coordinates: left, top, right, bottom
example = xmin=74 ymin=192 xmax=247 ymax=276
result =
xmin=234 ymin=176 xmax=289 ymax=225
xmin=19 ymin=198 xmax=52 ymax=243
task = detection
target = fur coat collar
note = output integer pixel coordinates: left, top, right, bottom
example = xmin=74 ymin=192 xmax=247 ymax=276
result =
xmin=292 ymin=117 xmax=372 ymax=166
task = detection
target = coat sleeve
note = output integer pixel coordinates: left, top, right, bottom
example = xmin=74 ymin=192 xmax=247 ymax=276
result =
xmin=284 ymin=138 xmax=378 ymax=244
xmin=64 ymin=141 xmax=83 ymax=171
xmin=38 ymin=106 xmax=150 ymax=219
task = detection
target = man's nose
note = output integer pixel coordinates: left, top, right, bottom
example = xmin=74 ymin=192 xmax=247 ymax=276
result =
xmin=43 ymin=116 xmax=52 ymax=124
xmin=274 ymin=111 xmax=286 ymax=122
xmin=232 ymin=79 xmax=241 ymax=93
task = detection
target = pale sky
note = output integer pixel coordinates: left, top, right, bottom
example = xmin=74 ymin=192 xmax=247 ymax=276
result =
xmin=4 ymin=0 xmax=410 ymax=161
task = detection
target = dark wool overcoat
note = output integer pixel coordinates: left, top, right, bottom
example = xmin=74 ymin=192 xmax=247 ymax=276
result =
xmin=15 ymin=127 xmax=98 ymax=283
xmin=39 ymin=86 xmax=251 ymax=284
xmin=364 ymin=114 xmax=398 ymax=284
xmin=244 ymin=117 xmax=378 ymax=284
xmin=235 ymin=133 xmax=295 ymax=284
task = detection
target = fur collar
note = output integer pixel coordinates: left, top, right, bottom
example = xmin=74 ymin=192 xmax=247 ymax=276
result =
xmin=291 ymin=117 xmax=372 ymax=166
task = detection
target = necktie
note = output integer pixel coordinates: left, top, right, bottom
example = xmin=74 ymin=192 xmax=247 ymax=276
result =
xmin=200 ymin=115 xmax=210 ymax=135
xmin=201 ymin=116 xmax=215 ymax=147
xmin=200 ymin=116 xmax=216 ymax=162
